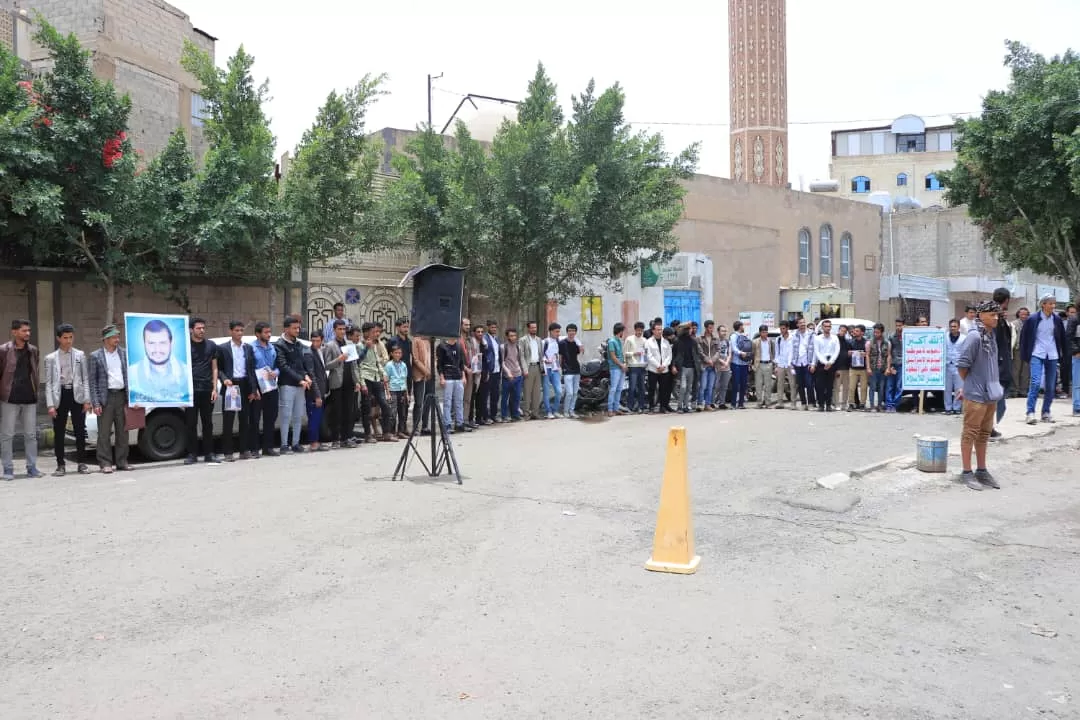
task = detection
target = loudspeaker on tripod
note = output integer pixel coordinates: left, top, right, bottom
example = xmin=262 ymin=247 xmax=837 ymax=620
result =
xmin=399 ymin=263 xmax=466 ymax=339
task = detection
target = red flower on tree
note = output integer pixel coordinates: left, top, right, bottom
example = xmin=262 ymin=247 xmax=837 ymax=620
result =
xmin=18 ymin=81 xmax=56 ymax=129
xmin=102 ymin=131 xmax=125 ymax=168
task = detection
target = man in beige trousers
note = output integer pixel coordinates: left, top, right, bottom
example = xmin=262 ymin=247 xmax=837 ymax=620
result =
xmin=519 ymin=320 xmax=544 ymax=419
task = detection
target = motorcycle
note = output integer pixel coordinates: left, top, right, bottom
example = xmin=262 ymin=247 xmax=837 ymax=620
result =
xmin=576 ymin=344 xmax=627 ymax=413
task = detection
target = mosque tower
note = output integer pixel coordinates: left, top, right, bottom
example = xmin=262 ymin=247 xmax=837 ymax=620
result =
xmin=729 ymin=0 xmax=788 ymax=186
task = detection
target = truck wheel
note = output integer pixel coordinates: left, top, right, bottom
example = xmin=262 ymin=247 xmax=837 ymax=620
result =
xmin=137 ymin=410 xmax=187 ymax=462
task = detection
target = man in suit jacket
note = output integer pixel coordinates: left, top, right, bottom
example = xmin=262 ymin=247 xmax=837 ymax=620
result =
xmin=218 ymin=320 xmax=259 ymax=460
xmin=751 ymin=325 xmax=778 ymax=408
xmin=45 ymin=323 xmax=91 ymax=476
xmin=323 ymin=319 xmax=359 ymax=447
xmin=1 ymin=318 xmax=42 ymax=480
xmin=88 ymin=324 xmax=130 ymax=473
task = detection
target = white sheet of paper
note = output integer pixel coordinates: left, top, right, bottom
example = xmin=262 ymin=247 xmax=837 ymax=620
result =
xmin=343 ymin=343 xmax=359 ymax=362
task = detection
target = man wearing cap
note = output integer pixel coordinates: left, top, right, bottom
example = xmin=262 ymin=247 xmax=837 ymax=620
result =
xmin=88 ymin=324 xmax=130 ymax=473
xmin=1019 ymin=293 xmax=1066 ymax=424
xmin=957 ymin=300 xmax=1005 ymax=491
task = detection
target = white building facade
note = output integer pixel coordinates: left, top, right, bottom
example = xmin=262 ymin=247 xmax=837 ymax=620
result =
xmin=554 ymin=252 xmax=714 ymax=359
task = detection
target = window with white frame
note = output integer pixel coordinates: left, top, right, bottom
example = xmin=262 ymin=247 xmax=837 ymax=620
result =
xmin=846 ymin=133 xmax=861 ymax=156
xmin=840 ymin=232 xmax=852 ymax=281
xmin=819 ymin=224 xmax=833 ymax=279
xmin=191 ymin=92 xmax=209 ymax=127
xmin=798 ymin=228 xmax=811 ymax=277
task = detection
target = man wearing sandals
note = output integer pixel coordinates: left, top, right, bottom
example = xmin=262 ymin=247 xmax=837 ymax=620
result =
xmin=89 ymin=324 xmax=131 ymax=474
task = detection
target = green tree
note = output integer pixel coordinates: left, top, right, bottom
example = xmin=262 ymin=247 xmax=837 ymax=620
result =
xmin=389 ymin=63 xmax=698 ymax=323
xmin=0 ymin=46 xmax=61 ymax=247
xmin=942 ymin=41 xmax=1080 ymax=299
xmin=8 ymin=19 xmax=196 ymax=323
xmin=184 ymin=44 xmax=392 ymax=314
xmin=181 ymin=42 xmax=278 ymax=280
xmin=277 ymin=75 xmax=388 ymax=276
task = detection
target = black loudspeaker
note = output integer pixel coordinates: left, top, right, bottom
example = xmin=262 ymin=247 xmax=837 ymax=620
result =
xmin=399 ymin=264 xmax=466 ymax=338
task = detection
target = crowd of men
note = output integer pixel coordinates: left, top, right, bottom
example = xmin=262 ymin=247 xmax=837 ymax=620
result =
xmin=0 ymin=291 xmax=1077 ymax=481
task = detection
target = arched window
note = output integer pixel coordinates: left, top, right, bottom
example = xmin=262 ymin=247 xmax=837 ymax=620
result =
xmin=840 ymin=232 xmax=852 ymax=281
xmin=851 ymin=176 xmax=871 ymax=193
xmin=925 ymin=173 xmax=943 ymax=191
xmin=819 ymin=224 xmax=833 ymax=279
xmin=896 ymin=173 xmax=908 ymax=187
xmin=798 ymin=228 xmax=811 ymax=277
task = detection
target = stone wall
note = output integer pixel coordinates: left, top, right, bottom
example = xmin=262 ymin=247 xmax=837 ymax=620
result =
xmin=59 ymin=281 xmax=281 ymax=340
xmin=1 ymin=274 xmax=285 ymax=350
xmin=25 ymin=0 xmax=213 ymax=161
xmin=1 ymin=7 xmax=14 ymax=52
xmin=676 ymin=174 xmax=884 ymax=322
xmin=113 ymin=57 xmax=179 ymax=158
xmin=24 ymin=0 xmax=105 ymax=42
xmin=884 ymin=206 xmax=1051 ymax=284
xmin=0 ymin=278 xmax=30 ymax=323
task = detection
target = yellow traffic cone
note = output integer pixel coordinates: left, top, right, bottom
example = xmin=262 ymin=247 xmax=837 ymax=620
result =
xmin=645 ymin=427 xmax=701 ymax=574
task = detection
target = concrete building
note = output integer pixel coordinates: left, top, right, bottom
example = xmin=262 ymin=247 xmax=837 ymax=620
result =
xmin=878 ymin=205 xmax=1072 ymax=325
xmin=22 ymin=0 xmax=215 ymax=160
xmin=1 ymin=2 xmax=32 ymax=68
xmin=820 ymin=114 xmax=957 ymax=209
xmin=728 ymin=0 xmax=788 ymax=187
xmin=555 ymin=174 xmax=884 ymax=353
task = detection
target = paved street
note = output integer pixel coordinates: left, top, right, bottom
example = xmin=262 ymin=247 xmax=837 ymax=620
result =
xmin=1 ymin=400 xmax=1077 ymax=719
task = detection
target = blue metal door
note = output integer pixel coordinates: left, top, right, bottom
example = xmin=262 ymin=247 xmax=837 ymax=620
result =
xmin=663 ymin=289 xmax=701 ymax=326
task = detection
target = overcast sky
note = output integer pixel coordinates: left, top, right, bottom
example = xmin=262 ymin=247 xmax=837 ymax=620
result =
xmin=179 ymin=0 xmax=1079 ymax=187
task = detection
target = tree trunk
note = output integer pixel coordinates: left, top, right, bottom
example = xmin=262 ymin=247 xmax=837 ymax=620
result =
xmin=104 ymin=277 xmax=116 ymax=327
xmin=269 ymin=285 xmax=277 ymax=327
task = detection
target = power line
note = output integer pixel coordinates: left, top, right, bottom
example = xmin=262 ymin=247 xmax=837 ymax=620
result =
xmin=431 ymin=83 xmax=983 ymax=129
xmin=628 ymin=115 xmax=975 ymax=128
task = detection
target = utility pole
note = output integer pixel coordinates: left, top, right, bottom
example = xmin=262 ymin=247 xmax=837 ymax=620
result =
xmin=427 ymin=72 xmax=443 ymax=128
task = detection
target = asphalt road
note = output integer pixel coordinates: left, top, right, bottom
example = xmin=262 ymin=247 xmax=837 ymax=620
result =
xmin=1 ymin=401 xmax=1076 ymax=719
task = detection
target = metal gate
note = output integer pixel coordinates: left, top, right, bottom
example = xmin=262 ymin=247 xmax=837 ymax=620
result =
xmin=663 ymin=289 xmax=702 ymax=326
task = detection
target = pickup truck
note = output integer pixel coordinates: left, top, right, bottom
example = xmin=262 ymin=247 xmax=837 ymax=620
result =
xmin=68 ymin=335 xmax=312 ymax=461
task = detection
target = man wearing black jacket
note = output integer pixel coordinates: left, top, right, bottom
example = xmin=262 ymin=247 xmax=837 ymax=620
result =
xmin=303 ymin=331 xmax=328 ymax=451
xmin=185 ymin=317 xmax=221 ymax=465
xmin=1067 ymin=303 xmax=1080 ymax=417
xmin=274 ymin=317 xmax=312 ymax=453
xmin=991 ymin=287 xmax=1013 ymax=437
xmin=218 ymin=320 xmax=258 ymax=461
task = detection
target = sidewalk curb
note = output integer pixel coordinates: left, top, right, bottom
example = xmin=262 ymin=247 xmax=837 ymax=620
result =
xmin=850 ymin=455 xmax=908 ymax=479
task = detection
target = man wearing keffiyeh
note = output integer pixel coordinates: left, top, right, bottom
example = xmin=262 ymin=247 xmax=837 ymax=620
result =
xmin=957 ymin=300 xmax=1005 ymax=491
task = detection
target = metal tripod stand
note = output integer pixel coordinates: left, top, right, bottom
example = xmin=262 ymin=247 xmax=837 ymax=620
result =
xmin=391 ymin=359 xmax=462 ymax=484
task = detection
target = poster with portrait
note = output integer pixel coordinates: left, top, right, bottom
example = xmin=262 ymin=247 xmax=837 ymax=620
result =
xmin=124 ymin=312 xmax=193 ymax=408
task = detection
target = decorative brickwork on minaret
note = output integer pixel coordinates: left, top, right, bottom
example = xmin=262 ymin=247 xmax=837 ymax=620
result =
xmin=729 ymin=0 xmax=788 ymax=187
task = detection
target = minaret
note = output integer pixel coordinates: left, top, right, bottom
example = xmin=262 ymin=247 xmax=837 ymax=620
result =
xmin=729 ymin=0 xmax=788 ymax=187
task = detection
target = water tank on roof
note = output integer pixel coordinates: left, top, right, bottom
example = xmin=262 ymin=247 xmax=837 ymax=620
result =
xmin=894 ymin=196 xmax=923 ymax=211
xmin=460 ymin=104 xmax=518 ymax=143
xmin=867 ymin=191 xmax=892 ymax=213
xmin=808 ymin=180 xmax=840 ymax=193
